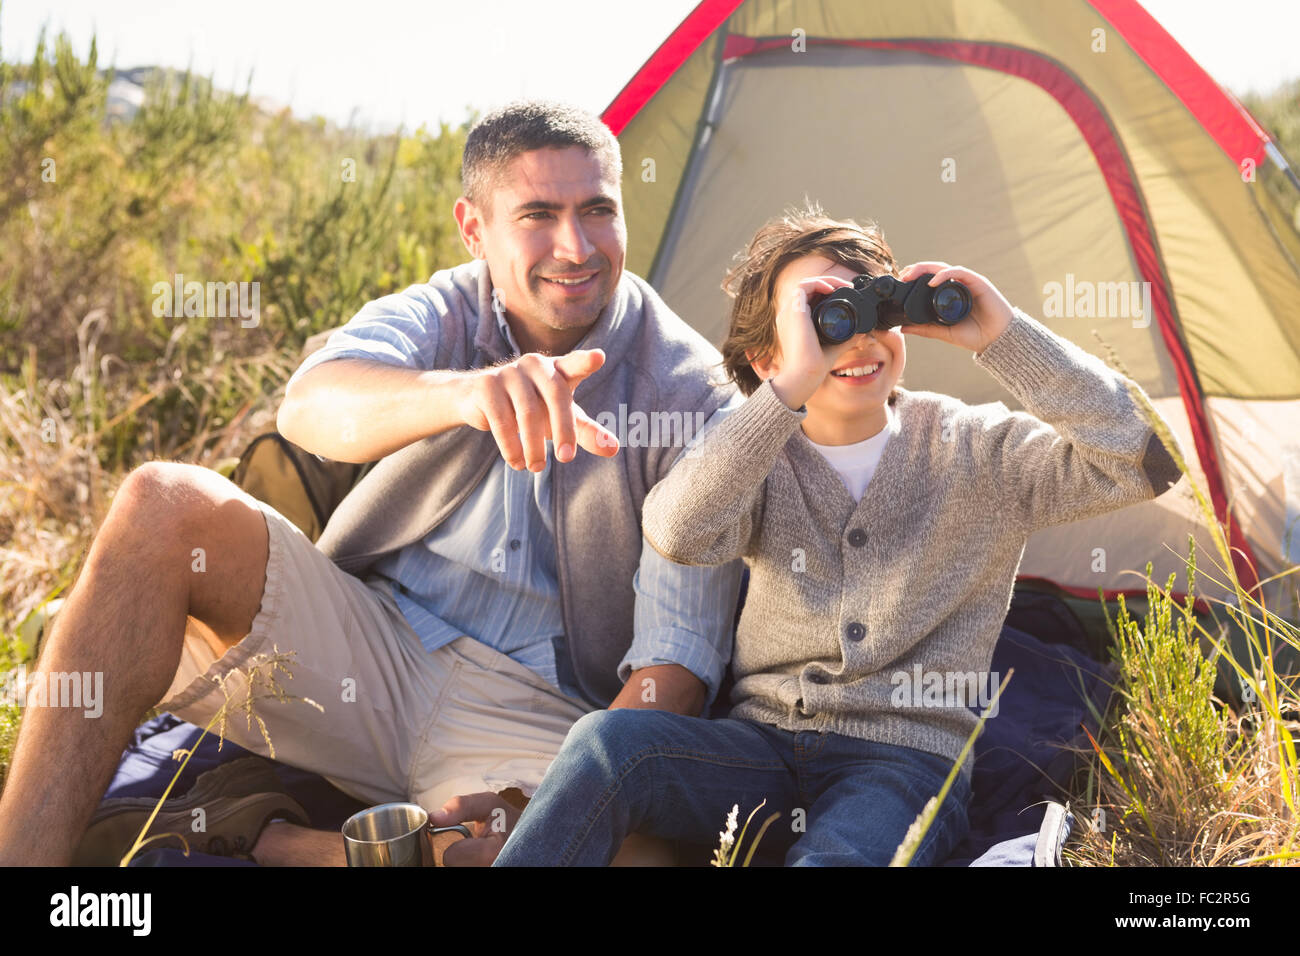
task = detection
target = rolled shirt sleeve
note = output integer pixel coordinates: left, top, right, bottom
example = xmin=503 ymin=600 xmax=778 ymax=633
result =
xmin=618 ymin=393 xmax=748 ymax=713
xmin=286 ymin=285 xmax=443 ymax=391
xmin=284 ymin=285 xmax=445 ymax=462
xmin=619 ymin=535 xmax=742 ymax=713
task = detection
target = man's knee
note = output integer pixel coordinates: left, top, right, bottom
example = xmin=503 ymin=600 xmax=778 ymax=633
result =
xmin=566 ymin=709 xmax=638 ymax=754
xmin=111 ymin=462 xmax=262 ymax=555
xmin=113 ymin=461 xmax=246 ymax=536
xmin=560 ymin=710 xmax=617 ymax=763
xmin=109 ymin=461 xmax=269 ymax=640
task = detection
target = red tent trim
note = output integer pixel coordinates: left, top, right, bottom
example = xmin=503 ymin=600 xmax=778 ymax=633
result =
xmin=601 ymin=0 xmax=743 ymax=135
xmin=603 ymin=0 xmax=1273 ymax=161
xmin=1087 ymin=0 xmax=1270 ymax=167
xmin=601 ymin=3 xmax=1264 ymax=595
xmin=693 ymin=34 xmax=1263 ymax=595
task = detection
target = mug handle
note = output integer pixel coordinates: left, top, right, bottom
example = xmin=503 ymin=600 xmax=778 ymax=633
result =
xmin=427 ymin=823 xmax=473 ymax=840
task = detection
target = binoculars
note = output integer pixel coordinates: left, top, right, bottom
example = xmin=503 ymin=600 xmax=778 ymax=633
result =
xmin=811 ymin=273 xmax=973 ymax=345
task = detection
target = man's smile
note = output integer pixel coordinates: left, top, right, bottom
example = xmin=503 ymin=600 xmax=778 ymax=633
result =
xmin=539 ymin=270 xmax=600 ymax=295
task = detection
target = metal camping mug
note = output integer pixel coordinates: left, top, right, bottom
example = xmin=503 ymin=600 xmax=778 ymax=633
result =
xmin=341 ymin=802 xmax=472 ymax=867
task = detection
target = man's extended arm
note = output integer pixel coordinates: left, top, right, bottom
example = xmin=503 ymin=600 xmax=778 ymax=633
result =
xmin=278 ymin=349 xmax=617 ymax=467
xmin=277 ymin=359 xmax=471 ymax=463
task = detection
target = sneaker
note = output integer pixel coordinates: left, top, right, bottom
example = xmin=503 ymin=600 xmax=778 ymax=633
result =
xmin=74 ymin=756 xmax=310 ymax=865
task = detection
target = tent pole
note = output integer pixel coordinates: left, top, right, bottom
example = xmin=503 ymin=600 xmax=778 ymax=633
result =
xmin=648 ymin=39 xmax=730 ymax=292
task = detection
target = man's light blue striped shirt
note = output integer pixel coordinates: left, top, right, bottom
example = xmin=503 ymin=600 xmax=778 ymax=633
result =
xmin=288 ymin=284 xmax=742 ymax=708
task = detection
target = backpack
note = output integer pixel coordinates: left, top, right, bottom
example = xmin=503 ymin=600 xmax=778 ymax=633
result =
xmin=230 ymin=432 xmax=371 ymax=543
xmin=229 ymin=327 xmax=372 ymax=542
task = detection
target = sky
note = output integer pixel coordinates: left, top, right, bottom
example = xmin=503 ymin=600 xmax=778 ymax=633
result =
xmin=2 ymin=0 xmax=1297 ymax=132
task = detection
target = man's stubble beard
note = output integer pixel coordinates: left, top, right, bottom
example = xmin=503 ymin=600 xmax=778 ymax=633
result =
xmin=527 ymin=269 xmax=619 ymax=334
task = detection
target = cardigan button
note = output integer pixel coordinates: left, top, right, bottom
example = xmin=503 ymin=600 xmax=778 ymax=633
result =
xmin=808 ymin=672 xmax=828 ymax=685
xmin=846 ymin=622 xmax=865 ymax=642
xmin=848 ymin=528 xmax=867 ymax=547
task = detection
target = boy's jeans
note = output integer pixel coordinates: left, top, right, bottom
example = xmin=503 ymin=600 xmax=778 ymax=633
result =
xmin=493 ymin=709 xmax=972 ymax=866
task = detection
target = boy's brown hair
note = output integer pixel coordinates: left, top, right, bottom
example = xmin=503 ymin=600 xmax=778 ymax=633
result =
xmin=721 ymin=202 xmax=902 ymax=402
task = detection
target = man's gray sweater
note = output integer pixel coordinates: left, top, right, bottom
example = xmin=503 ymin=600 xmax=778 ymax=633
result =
xmin=314 ymin=259 xmax=736 ymax=707
xmin=642 ymin=307 xmax=1185 ymax=772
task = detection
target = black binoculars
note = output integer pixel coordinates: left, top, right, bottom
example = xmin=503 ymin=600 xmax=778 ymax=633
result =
xmin=811 ymin=273 xmax=973 ymax=345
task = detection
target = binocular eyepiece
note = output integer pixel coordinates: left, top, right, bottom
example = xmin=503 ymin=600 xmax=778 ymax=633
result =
xmin=811 ymin=273 xmax=973 ymax=345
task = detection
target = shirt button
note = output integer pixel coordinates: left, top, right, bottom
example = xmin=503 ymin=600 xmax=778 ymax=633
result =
xmin=848 ymin=528 xmax=867 ymax=547
xmin=846 ymin=622 xmax=865 ymax=642
xmin=509 ymin=539 xmax=521 ymax=551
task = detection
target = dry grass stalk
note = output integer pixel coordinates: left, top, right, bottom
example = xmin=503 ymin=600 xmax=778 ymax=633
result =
xmin=119 ymin=646 xmax=322 ymax=866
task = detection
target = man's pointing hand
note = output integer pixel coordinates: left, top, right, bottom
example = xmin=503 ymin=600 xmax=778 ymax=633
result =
xmin=455 ymin=347 xmax=620 ymax=471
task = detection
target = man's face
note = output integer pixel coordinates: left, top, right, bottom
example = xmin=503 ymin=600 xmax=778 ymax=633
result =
xmin=455 ymin=146 xmax=626 ymax=354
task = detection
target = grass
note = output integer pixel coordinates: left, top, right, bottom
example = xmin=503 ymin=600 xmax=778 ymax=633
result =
xmin=0 ymin=698 xmax=17 ymax=794
xmin=1062 ymin=343 xmax=1300 ymax=866
xmin=1066 ymin=549 xmax=1300 ymax=865
xmin=1 ymin=23 xmax=470 ymax=646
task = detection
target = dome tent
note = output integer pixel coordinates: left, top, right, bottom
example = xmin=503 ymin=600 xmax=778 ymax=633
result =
xmin=602 ymin=0 xmax=1300 ymax=617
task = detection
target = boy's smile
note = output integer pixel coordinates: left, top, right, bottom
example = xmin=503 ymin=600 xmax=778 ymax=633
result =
xmin=829 ymin=357 xmax=884 ymax=383
xmin=773 ymin=255 xmax=906 ymax=445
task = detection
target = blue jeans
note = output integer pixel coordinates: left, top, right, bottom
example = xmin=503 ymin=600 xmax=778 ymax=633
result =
xmin=492 ymin=709 xmax=971 ymax=866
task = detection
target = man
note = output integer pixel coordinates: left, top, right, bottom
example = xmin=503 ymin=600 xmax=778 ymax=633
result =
xmin=0 ymin=100 xmax=740 ymax=866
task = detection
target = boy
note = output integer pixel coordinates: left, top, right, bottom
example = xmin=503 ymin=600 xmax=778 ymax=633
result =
xmin=492 ymin=205 xmax=1184 ymax=866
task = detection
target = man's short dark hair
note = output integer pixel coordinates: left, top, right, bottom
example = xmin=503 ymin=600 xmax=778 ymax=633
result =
xmin=461 ymin=100 xmax=623 ymax=211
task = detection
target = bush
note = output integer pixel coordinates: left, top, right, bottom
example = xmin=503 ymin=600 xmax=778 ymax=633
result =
xmin=0 ymin=25 xmax=470 ymax=638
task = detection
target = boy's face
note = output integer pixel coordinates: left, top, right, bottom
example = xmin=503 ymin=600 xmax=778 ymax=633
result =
xmin=766 ymin=254 xmax=907 ymax=430
xmin=454 ymin=146 xmax=627 ymax=354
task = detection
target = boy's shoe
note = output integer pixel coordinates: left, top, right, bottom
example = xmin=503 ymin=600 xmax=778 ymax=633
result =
xmin=73 ymin=756 xmax=310 ymax=865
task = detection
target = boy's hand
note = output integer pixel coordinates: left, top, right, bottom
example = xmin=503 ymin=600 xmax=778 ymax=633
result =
xmin=769 ymin=275 xmax=856 ymax=410
xmin=896 ymin=263 xmax=1014 ymax=355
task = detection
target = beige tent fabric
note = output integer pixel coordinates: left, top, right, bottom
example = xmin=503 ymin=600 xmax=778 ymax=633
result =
xmin=1021 ymin=396 xmax=1295 ymax=614
xmin=1206 ymin=397 xmax=1300 ymax=608
xmin=620 ymin=38 xmax=716 ymax=283
xmin=612 ymin=0 xmax=1300 ymax=612
xmin=651 ymin=47 xmax=1183 ymax=401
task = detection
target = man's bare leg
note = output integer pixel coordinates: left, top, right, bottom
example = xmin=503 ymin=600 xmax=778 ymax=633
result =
xmin=251 ymin=821 xmax=348 ymax=866
xmin=0 ymin=458 xmax=683 ymax=867
xmin=0 ymin=462 xmax=274 ymax=864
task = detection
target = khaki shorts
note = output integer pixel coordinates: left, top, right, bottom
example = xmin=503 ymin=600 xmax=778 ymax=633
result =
xmin=156 ymin=499 xmax=592 ymax=813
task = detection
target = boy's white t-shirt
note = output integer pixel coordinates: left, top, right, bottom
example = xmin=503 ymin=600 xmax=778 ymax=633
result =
xmin=805 ymin=406 xmax=900 ymax=501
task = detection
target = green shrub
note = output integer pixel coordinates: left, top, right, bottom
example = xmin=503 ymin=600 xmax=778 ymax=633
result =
xmin=0 ymin=25 xmax=470 ymax=635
